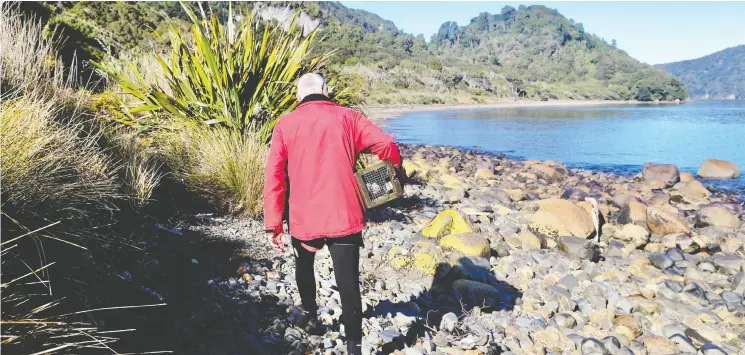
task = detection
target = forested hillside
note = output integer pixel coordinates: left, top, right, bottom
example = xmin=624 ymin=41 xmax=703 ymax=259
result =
xmin=657 ymin=45 xmax=745 ymax=100
xmin=23 ymin=1 xmax=688 ymax=104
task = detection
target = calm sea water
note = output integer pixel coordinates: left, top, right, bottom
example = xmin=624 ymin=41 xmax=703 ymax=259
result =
xmin=384 ymin=100 xmax=745 ymax=194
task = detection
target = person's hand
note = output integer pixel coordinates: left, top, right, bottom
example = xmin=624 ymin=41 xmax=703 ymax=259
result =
xmin=267 ymin=230 xmax=286 ymax=253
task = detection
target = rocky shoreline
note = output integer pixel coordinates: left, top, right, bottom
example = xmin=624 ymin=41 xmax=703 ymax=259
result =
xmin=187 ymin=144 xmax=744 ymax=355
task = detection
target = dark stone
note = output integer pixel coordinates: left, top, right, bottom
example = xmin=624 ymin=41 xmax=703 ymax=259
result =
xmin=681 ymin=283 xmax=706 ymax=300
xmin=665 ymin=280 xmax=684 ymax=292
xmin=649 ymin=252 xmax=674 ymax=269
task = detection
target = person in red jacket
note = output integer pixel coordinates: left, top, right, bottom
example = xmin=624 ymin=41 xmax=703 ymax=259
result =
xmin=263 ymin=73 xmax=402 ymax=354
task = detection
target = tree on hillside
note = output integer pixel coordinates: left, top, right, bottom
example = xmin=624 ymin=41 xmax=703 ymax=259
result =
xmin=636 ymin=87 xmax=652 ymax=101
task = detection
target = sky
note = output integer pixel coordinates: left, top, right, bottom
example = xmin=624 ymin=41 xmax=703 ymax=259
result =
xmin=339 ymin=1 xmax=745 ymax=65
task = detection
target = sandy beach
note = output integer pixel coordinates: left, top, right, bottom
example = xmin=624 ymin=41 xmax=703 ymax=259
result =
xmin=361 ymin=99 xmax=682 ymax=124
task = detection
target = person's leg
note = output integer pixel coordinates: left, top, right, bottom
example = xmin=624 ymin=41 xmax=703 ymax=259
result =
xmin=327 ymin=233 xmax=363 ymax=353
xmin=291 ymin=237 xmax=320 ymax=314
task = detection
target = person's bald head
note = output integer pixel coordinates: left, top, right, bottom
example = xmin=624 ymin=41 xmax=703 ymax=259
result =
xmin=296 ymin=73 xmax=328 ymax=102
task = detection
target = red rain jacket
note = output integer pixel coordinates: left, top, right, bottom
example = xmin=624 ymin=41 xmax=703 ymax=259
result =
xmin=263 ymin=96 xmax=402 ymax=240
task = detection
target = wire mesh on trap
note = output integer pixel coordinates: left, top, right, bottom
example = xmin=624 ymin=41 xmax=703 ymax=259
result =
xmin=355 ymin=160 xmax=403 ymax=209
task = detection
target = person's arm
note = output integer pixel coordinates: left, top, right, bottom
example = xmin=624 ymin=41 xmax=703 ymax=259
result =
xmin=353 ymin=111 xmax=404 ymax=178
xmin=264 ymin=126 xmax=288 ymax=251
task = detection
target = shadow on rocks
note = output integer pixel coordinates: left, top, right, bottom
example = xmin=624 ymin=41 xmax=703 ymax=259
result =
xmin=366 ymin=193 xmax=440 ymax=224
xmin=75 ymin=223 xmax=300 ymax=355
xmin=364 ymin=256 xmax=522 ymax=353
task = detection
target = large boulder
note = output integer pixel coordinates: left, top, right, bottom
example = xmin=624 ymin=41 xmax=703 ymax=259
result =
xmin=615 ymin=224 xmax=650 ymax=249
xmin=531 ymin=163 xmax=564 ymax=182
xmin=422 ymin=210 xmax=477 ymax=239
xmin=402 ymin=160 xmax=424 ymax=179
xmin=439 ymin=174 xmax=469 ymax=190
xmin=697 ymin=159 xmax=740 ymax=179
xmin=528 ymin=199 xmax=595 ymax=240
xmin=617 ymin=199 xmax=648 ymax=226
xmin=671 ymin=180 xmax=711 ymax=205
xmin=679 ymin=172 xmax=695 ymax=182
xmin=642 ymin=162 xmax=680 ymax=188
xmin=646 ymin=204 xmax=691 ymax=235
xmin=438 ymin=232 xmax=491 ymax=258
xmin=697 ymin=204 xmax=742 ymax=229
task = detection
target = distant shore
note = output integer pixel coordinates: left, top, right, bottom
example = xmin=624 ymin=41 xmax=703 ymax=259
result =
xmin=361 ymin=99 xmax=683 ymax=124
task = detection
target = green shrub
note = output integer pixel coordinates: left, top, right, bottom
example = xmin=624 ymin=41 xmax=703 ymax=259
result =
xmin=427 ymin=58 xmax=443 ymax=71
xmin=344 ymin=56 xmax=360 ymax=66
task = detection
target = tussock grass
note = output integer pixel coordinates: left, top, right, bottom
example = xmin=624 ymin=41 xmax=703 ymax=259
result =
xmin=0 ymin=3 xmax=74 ymax=100
xmin=158 ymin=125 xmax=268 ymax=216
xmin=107 ymin=129 xmax=164 ymax=208
xmin=0 ymin=96 xmax=121 ymax=222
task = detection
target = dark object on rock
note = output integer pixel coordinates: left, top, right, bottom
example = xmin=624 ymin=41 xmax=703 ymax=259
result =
xmin=559 ymin=236 xmax=600 ymax=262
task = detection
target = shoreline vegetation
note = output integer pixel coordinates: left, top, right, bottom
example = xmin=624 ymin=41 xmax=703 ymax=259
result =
xmin=362 ymin=99 xmax=686 ymax=125
xmin=3 ymin=2 xmax=744 ymax=355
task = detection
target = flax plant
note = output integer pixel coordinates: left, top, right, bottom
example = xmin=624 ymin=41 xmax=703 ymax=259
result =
xmin=96 ymin=2 xmax=334 ymax=141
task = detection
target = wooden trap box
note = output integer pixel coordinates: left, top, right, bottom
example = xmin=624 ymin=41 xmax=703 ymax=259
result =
xmin=355 ymin=160 xmax=403 ymax=209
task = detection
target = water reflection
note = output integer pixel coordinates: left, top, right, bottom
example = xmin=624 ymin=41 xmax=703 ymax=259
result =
xmin=386 ymin=101 xmax=745 ymax=194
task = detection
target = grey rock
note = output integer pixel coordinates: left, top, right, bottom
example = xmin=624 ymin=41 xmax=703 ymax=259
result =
xmin=662 ymin=323 xmax=686 ymax=338
xmin=665 ymin=248 xmax=685 ymax=262
xmin=559 ymin=237 xmax=601 ymax=262
xmin=701 ymin=343 xmax=728 ymax=355
xmin=665 ymin=280 xmax=684 ymax=292
xmin=404 ymin=347 xmax=428 ymax=355
xmin=380 ymin=328 xmax=404 ymax=344
xmin=617 ymin=347 xmax=635 ymax=355
xmin=649 ymin=252 xmax=674 ymax=269
xmin=581 ymin=337 xmax=609 ymax=354
xmin=710 ymin=254 xmax=745 ymax=275
xmin=698 ymin=261 xmax=717 ymax=273
xmin=556 ymin=313 xmax=577 ymax=329
xmin=440 ymin=312 xmax=458 ymax=332
xmin=722 ymin=291 xmax=744 ymax=303
xmin=681 ymin=282 xmax=706 ymax=300
xmin=733 ymin=272 xmax=745 ymax=294
xmin=602 ymin=336 xmax=621 ymax=354
xmin=567 ymin=334 xmax=585 ymax=349
xmin=669 ymin=334 xmax=697 ymax=353
xmin=706 ymin=292 xmax=724 ymax=302
xmin=559 ymin=274 xmax=579 ymax=291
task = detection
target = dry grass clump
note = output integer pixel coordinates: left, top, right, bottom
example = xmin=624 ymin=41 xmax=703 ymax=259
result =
xmin=0 ymin=97 xmax=121 ymax=222
xmin=157 ymin=125 xmax=268 ymax=216
xmin=0 ymin=3 xmax=73 ymax=100
xmin=105 ymin=128 xmax=164 ymax=208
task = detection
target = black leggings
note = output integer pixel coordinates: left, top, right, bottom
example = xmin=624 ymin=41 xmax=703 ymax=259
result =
xmin=292 ymin=233 xmax=363 ymax=341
